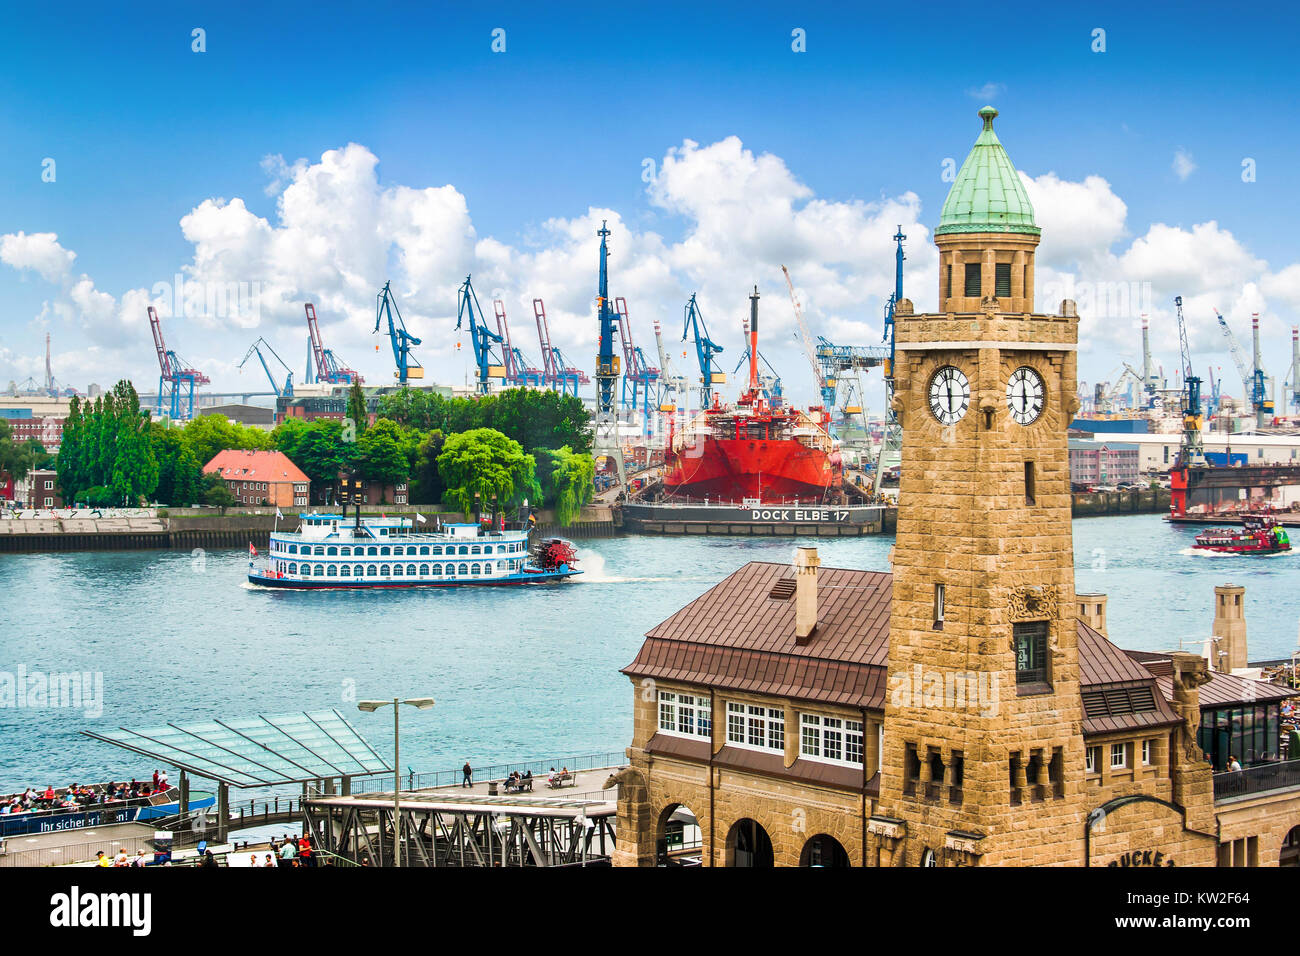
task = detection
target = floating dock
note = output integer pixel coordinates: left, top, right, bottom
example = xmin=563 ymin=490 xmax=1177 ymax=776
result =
xmin=620 ymin=501 xmax=886 ymax=536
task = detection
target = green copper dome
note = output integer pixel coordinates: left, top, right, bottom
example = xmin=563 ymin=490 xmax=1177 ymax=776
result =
xmin=934 ymin=106 xmax=1040 ymax=237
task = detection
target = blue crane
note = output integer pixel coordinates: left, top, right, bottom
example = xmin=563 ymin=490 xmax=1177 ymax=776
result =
xmin=733 ymin=341 xmax=784 ymax=405
xmin=681 ymin=293 xmax=724 ymax=407
xmin=455 ymin=276 xmax=504 ymax=395
xmin=374 ymin=281 xmax=424 ymax=384
xmin=1175 ymin=295 xmax=1205 ymax=466
xmin=595 ymin=222 xmax=620 ymax=415
xmin=612 ymin=297 xmax=661 ymax=436
xmin=239 ymin=337 xmax=293 ymax=398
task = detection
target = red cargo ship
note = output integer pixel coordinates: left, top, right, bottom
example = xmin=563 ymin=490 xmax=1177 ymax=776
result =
xmin=663 ymin=289 xmax=841 ymax=503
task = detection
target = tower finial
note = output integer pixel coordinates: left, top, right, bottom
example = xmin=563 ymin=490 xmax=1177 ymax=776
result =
xmin=979 ymin=105 xmax=998 ymax=130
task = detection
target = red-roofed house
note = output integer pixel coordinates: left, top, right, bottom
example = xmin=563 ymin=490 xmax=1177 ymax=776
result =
xmin=203 ymin=450 xmax=310 ymax=508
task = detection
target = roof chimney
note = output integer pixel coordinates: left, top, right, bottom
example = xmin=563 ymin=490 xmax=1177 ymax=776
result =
xmin=1077 ymin=593 xmax=1108 ymax=637
xmin=794 ymin=547 xmax=820 ymax=645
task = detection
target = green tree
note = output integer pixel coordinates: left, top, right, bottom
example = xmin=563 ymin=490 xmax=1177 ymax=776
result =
xmin=106 ymin=381 xmax=159 ymax=505
xmin=535 ymin=446 xmax=595 ymax=525
xmin=409 ymin=429 xmax=446 ymax=505
xmin=181 ymin=414 xmax=270 ymax=467
xmin=356 ymin=418 xmax=410 ymax=490
xmin=200 ymin=472 xmax=237 ymax=511
xmin=346 ymin=381 xmax=368 ymax=437
xmin=271 ymin=417 xmax=357 ymax=491
xmin=437 ymin=428 xmax=539 ymax=517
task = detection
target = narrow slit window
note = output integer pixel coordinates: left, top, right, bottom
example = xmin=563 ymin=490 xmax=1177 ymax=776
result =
xmin=1024 ymin=460 xmax=1036 ymax=505
xmin=964 ymin=262 xmax=981 ymax=298
xmin=933 ymin=583 xmax=945 ymax=628
xmin=945 ymin=264 xmax=953 ymax=300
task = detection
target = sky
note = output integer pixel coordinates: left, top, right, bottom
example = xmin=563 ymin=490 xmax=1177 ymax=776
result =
xmin=2 ymin=0 xmax=1300 ymax=412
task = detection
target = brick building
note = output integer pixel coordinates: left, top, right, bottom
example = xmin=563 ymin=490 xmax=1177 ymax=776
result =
xmin=204 ymin=449 xmax=310 ymax=508
xmin=15 ymin=469 xmax=62 ymax=509
xmin=612 ymin=107 xmax=1300 ymax=867
xmin=1069 ymin=438 xmax=1140 ymax=487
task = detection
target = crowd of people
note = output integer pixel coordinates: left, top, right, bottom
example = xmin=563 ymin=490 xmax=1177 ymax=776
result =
xmin=2 ymin=771 xmax=170 ymax=816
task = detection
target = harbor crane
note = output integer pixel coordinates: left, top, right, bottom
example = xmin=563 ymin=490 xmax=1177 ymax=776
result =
xmin=875 ymin=226 xmax=907 ymax=494
xmin=1286 ymin=327 xmax=1300 ymax=412
xmin=305 ymin=304 xmax=361 ymax=385
xmin=148 ymin=306 xmax=210 ymax=420
xmin=375 ymin=281 xmax=424 ymax=384
xmin=532 ymin=298 xmax=588 ymax=397
xmin=239 ymin=337 xmax=294 ymax=398
xmin=652 ymin=318 xmax=687 ymax=413
xmin=733 ymin=334 xmax=784 ymax=406
xmin=681 ymin=292 xmax=724 ymax=407
xmin=781 ymin=265 xmax=835 ymax=410
xmin=1175 ymin=295 xmax=1205 ymax=466
xmin=592 ymin=222 xmax=626 ymax=487
xmin=612 ymin=297 xmax=661 ymax=437
xmin=455 ymin=276 xmax=505 ymax=394
xmin=1214 ymin=308 xmax=1272 ymax=426
xmin=493 ymin=300 xmax=543 ymax=388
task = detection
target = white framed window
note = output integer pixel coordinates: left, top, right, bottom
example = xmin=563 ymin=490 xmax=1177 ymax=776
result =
xmin=800 ymin=713 xmax=865 ymax=766
xmin=1110 ymin=743 xmax=1127 ymax=770
xmin=43 ymin=497 xmax=53 ymax=507
xmin=1141 ymin=739 xmax=1152 ymax=766
xmin=726 ymin=701 xmax=784 ymax=752
xmin=1085 ymin=746 xmax=1100 ymax=773
xmin=657 ymin=691 xmax=711 ymax=739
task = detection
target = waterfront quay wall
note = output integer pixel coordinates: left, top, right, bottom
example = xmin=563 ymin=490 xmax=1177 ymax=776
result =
xmin=0 ymin=504 xmax=619 ymax=553
xmin=1071 ymin=487 xmax=1171 ymax=517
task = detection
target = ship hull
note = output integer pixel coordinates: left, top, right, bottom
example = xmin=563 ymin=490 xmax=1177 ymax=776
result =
xmin=664 ymin=435 xmax=839 ymax=501
xmin=248 ymin=568 xmax=579 ymax=589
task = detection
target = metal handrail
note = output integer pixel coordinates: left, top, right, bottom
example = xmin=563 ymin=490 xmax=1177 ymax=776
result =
xmin=312 ymin=751 xmax=627 ymax=797
xmin=1213 ymin=757 xmax=1300 ymax=800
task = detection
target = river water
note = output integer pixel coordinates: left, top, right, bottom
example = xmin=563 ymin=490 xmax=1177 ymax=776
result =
xmin=2 ymin=514 xmax=1297 ymax=792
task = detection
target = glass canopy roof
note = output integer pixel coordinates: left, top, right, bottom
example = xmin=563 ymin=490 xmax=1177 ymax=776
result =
xmin=82 ymin=710 xmax=390 ymax=788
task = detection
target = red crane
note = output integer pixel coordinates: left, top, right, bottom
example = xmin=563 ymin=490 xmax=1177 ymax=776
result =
xmin=305 ymin=303 xmax=361 ymax=384
xmin=494 ymin=300 xmax=543 ymax=387
xmin=148 ymin=306 xmax=209 ymax=420
xmin=532 ymin=298 xmax=589 ymax=397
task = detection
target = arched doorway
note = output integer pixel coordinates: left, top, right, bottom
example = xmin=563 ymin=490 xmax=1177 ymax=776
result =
xmin=726 ymin=818 xmax=774 ymax=867
xmin=655 ymin=803 xmax=702 ymax=867
xmin=800 ymin=833 xmax=850 ymax=867
xmin=1280 ymin=826 xmax=1300 ymax=867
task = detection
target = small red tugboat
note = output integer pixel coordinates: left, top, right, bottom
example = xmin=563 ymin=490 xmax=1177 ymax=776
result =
xmin=1193 ymin=514 xmax=1292 ymax=554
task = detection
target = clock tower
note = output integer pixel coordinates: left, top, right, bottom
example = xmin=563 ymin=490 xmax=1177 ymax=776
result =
xmin=878 ymin=106 xmax=1086 ymax=865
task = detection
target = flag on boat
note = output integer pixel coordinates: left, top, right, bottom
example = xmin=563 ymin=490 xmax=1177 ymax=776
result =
xmin=275 ymin=508 xmax=283 ymax=520
xmin=249 ymin=543 xmax=258 ymax=557
xmin=416 ymin=513 xmax=427 ymax=524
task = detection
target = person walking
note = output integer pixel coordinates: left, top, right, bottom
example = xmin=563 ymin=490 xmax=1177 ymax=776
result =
xmin=279 ymin=837 xmax=297 ymax=865
xmin=462 ymin=761 xmax=473 ymax=788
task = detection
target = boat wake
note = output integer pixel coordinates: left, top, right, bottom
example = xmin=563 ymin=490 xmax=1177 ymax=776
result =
xmin=575 ymin=549 xmax=705 ymax=584
xmin=1179 ymin=547 xmax=1295 ymax=559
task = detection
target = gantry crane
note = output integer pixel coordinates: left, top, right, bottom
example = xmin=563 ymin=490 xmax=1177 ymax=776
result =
xmin=681 ymin=292 xmax=724 ymax=407
xmin=454 ymin=276 xmax=504 ymax=394
xmin=653 ymin=318 xmax=687 ymax=413
xmin=532 ymin=298 xmax=589 ymax=397
xmin=305 ymin=303 xmax=361 ymax=385
xmin=1214 ymin=308 xmax=1272 ymax=425
xmin=493 ymin=300 xmax=543 ymax=388
xmin=612 ymin=297 xmax=661 ymax=437
xmin=239 ymin=337 xmax=294 ymax=398
xmin=375 ymin=281 xmax=424 ymax=384
xmin=148 ymin=306 xmax=210 ymax=420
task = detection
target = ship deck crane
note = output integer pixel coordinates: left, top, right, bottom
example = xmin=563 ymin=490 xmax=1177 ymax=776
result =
xmin=239 ymin=337 xmax=294 ymax=398
xmin=493 ymin=300 xmax=543 ymax=388
xmin=681 ymin=292 xmax=724 ymax=408
xmin=148 ymin=306 xmax=210 ymax=420
xmin=375 ymin=282 xmax=424 ymax=385
xmin=305 ymin=304 xmax=361 ymax=385
xmin=454 ymin=276 xmax=504 ymax=394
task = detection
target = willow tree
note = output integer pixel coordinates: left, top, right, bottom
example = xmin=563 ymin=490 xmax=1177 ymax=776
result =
xmin=436 ymin=428 xmax=539 ymax=518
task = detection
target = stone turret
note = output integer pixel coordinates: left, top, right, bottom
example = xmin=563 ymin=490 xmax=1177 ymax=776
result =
xmin=1212 ymin=583 xmax=1247 ymax=672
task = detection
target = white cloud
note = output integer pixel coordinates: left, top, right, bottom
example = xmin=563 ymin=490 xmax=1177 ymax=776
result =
xmin=1172 ymin=148 xmax=1197 ymax=182
xmin=965 ymin=82 xmax=1004 ymax=101
xmin=0 ymin=232 xmax=76 ymax=283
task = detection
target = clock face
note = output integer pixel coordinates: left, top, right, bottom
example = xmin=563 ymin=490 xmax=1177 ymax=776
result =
xmin=1006 ymin=366 xmax=1045 ymax=425
xmin=928 ymin=366 xmax=970 ymax=425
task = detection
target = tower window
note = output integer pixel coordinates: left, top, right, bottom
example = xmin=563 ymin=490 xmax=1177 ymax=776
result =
xmin=933 ymin=583 xmax=945 ymax=629
xmin=945 ymin=264 xmax=953 ymax=300
xmin=1024 ymin=460 xmax=1037 ymax=505
xmin=1014 ymin=621 xmax=1050 ymax=687
xmin=995 ymin=263 xmax=1012 ymax=298
xmin=964 ymin=263 xmax=981 ymax=297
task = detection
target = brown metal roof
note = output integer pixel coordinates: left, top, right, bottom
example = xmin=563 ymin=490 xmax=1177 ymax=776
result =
xmin=1154 ymin=670 xmax=1297 ymax=708
xmin=622 ymin=561 xmax=1184 ymax=733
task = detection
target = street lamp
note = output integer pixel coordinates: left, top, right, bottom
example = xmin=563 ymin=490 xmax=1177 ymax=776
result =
xmin=358 ymin=696 xmax=435 ymax=868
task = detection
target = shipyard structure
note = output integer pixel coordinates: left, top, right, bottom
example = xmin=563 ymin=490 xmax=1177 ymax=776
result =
xmin=609 ymin=107 xmax=1300 ymax=867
